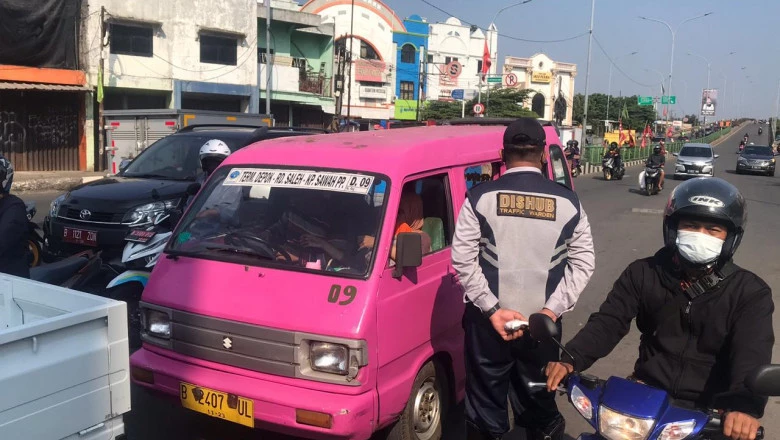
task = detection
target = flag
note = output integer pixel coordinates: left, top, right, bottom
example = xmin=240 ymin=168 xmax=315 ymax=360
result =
xmin=628 ymin=131 xmax=635 ymax=147
xmin=621 ymin=103 xmax=630 ymax=122
xmin=97 ymin=69 xmax=104 ymax=103
xmin=663 ymin=106 xmax=668 ymax=117
xmin=481 ymin=40 xmax=491 ymax=81
xmin=666 ymin=125 xmax=673 ymax=138
xmin=641 ymin=124 xmax=651 ymax=148
xmin=618 ymin=120 xmax=627 ymax=145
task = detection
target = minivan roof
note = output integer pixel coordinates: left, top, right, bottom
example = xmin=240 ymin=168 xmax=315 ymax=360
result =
xmin=222 ymin=125 xmax=506 ymax=179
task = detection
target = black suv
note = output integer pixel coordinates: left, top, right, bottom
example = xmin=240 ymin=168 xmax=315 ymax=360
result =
xmin=44 ymin=125 xmax=324 ymax=258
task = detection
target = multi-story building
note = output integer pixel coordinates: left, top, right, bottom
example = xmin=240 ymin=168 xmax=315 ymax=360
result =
xmin=503 ymin=53 xmax=577 ymax=126
xmin=425 ymin=17 xmax=497 ymax=103
xmin=0 ymin=1 xmax=90 ymax=171
xmin=392 ymin=15 xmax=429 ymax=121
xmin=301 ymin=0 xmax=404 ymax=122
xmin=258 ymin=0 xmax=336 ymax=128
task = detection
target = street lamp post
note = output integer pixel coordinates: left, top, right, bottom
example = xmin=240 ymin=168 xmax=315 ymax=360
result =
xmin=639 ymin=12 xmax=713 ymax=131
xmin=581 ymin=0 xmax=596 ymax=148
xmin=606 ymin=51 xmax=638 ymax=122
xmin=687 ymin=52 xmax=711 ymax=89
xmin=484 ymin=0 xmax=533 ymax=114
xmin=645 ymin=68 xmax=665 ymax=118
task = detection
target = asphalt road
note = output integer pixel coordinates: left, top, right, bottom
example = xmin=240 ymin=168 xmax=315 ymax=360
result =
xmin=21 ymin=123 xmax=780 ymax=439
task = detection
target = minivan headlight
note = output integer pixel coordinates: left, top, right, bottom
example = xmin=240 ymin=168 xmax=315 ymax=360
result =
xmin=50 ymin=193 xmax=66 ymax=218
xmin=143 ymin=309 xmax=171 ymax=339
xmin=309 ymin=342 xmax=349 ymax=375
xmin=123 ymin=199 xmax=179 ymax=225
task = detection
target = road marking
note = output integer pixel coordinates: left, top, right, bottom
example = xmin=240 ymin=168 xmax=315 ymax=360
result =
xmin=631 ymin=208 xmax=665 ymax=215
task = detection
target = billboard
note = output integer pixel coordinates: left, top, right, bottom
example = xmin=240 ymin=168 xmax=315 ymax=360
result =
xmin=394 ymin=99 xmax=418 ymax=120
xmin=701 ymin=89 xmax=717 ymax=116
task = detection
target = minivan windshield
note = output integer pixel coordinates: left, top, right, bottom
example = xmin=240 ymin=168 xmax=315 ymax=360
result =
xmin=680 ymin=146 xmax=712 ymax=158
xmin=743 ymin=146 xmax=773 ymax=156
xmin=170 ymin=166 xmax=388 ymax=278
xmin=122 ymin=134 xmax=246 ymax=180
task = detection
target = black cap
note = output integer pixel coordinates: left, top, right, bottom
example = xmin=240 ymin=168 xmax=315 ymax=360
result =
xmin=503 ymin=117 xmax=546 ymax=148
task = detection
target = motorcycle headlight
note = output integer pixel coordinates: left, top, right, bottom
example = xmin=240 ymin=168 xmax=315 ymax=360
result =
xmin=571 ymin=385 xmax=593 ymax=420
xmin=309 ymin=342 xmax=349 ymax=375
xmin=599 ymin=405 xmax=655 ymax=440
xmin=657 ymin=420 xmax=696 ymax=440
xmin=123 ymin=199 xmax=179 ymax=226
xmin=143 ymin=309 xmax=171 ymax=339
xmin=50 ymin=193 xmax=66 ymax=218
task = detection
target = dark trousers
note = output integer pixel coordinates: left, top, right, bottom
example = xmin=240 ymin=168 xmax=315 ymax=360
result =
xmin=463 ymin=305 xmax=563 ymax=438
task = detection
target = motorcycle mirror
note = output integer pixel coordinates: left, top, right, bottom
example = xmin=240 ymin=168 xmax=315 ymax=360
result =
xmin=166 ymin=209 xmax=183 ymax=228
xmin=528 ymin=313 xmax=559 ymax=340
xmin=186 ymin=182 xmax=202 ymax=196
xmin=746 ymin=364 xmax=780 ymax=396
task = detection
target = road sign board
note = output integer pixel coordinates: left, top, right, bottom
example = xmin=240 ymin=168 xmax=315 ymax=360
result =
xmin=451 ymin=89 xmax=465 ymax=100
xmin=446 ymin=61 xmax=462 ymax=79
xmin=473 ymin=103 xmax=485 ymax=115
xmin=661 ymin=95 xmax=677 ymax=104
xmin=637 ymin=96 xmax=653 ymax=106
xmin=505 ymin=73 xmax=518 ymax=87
xmin=487 ymin=76 xmax=502 ymax=84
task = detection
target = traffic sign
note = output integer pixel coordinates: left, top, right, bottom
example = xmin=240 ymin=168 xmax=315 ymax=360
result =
xmin=487 ymin=76 xmax=502 ymax=84
xmin=505 ymin=73 xmax=518 ymax=87
xmin=451 ymin=89 xmax=465 ymax=100
xmin=661 ymin=95 xmax=676 ymax=104
xmin=446 ymin=61 xmax=462 ymax=79
xmin=637 ymin=96 xmax=653 ymax=106
xmin=473 ymin=103 xmax=485 ymax=115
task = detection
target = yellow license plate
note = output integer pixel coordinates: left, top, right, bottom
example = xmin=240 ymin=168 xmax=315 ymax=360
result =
xmin=180 ymin=382 xmax=254 ymax=428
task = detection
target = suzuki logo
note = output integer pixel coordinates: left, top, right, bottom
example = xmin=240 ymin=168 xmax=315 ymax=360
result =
xmin=689 ymin=196 xmax=724 ymax=208
xmin=79 ymin=209 xmax=92 ymax=220
xmin=222 ymin=336 xmax=233 ymax=350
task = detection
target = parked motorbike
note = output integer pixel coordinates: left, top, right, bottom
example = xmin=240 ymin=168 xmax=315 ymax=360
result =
xmin=602 ymin=156 xmax=625 ymax=181
xmin=643 ymin=166 xmax=662 ymax=195
xmin=24 ymin=201 xmax=44 ymax=267
xmin=29 ymin=249 xmax=106 ymax=290
xmin=522 ymin=314 xmax=769 ymax=440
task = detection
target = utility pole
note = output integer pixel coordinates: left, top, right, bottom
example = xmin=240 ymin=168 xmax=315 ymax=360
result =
xmin=345 ymin=0 xmax=355 ymax=128
xmin=265 ymin=0 xmax=272 ymax=119
xmin=580 ymin=0 xmax=595 ymax=147
xmin=416 ymin=46 xmax=425 ymax=122
xmin=98 ymin=6 xmax=106 ymax=172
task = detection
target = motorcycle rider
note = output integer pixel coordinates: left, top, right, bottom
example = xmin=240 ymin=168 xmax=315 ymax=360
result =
xmin=645 ymin=144 xmax=665 ymax=190
xmin=565 ymin=139 xmax=581 ymax=173
xmin=191 ymin=139 xmax=240 ymax=223
xmin=0 ymin=155 xmax=30 ymax=278
xmin=604 ymin=142 xmax=623 ymax=171
xmin=545 ymin=178 xmax=773 ymax=440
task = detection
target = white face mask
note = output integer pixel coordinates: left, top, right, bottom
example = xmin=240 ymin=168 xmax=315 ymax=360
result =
xmin=676 ymin=230 xmax=725 ymax=264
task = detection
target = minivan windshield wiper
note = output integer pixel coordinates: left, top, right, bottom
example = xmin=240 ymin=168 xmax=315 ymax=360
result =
xmin=199 ymin=243 xmax=276 ymax=261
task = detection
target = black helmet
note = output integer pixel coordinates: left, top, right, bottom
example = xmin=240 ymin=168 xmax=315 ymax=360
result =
xmin=653 ymin=145 xmax=661 ymax=153
xmin=0 ymin=154 xmax=14 ymax=193
xmin=663 ymin=177 xmax=746 ymax=267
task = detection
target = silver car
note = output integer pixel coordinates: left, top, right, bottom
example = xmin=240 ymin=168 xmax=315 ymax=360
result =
xmin=673 ymin=143 xmax=719 ymax=178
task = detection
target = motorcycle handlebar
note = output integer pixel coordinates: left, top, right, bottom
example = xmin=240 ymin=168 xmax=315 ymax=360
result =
xmin=701 ymin=414 xmax=764 ymax=440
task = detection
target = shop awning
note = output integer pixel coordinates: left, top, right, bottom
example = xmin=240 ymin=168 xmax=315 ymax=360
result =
xmin=0 ymin=82 xmax=91 ymax=91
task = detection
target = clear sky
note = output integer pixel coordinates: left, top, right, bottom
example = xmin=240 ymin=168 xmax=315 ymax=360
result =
xmin=387 ymin=0 xmax=774 ymax=119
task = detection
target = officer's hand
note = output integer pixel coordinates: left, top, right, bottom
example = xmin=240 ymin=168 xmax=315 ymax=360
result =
xmin=545 ymin=362 xmax=574 ymax=392
xmin=488 ymin=309 xmax=526 ymax=341
xmin=723 ymin=411 xmax=760 ymax=440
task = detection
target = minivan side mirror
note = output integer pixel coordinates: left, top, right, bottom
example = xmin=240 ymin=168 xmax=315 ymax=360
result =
xmin=392 ymin=232 xmax=423 ymax=279
xmin=746 ymin=364 xmax=780 ymax=396
xmin=186 ymin=182 xmax=202 ymax=196
xmin=672 ymin=152 xmax=679 ymax=157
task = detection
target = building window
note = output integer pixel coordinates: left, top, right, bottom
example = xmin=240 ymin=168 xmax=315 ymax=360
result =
xmin=109 ymin=23 xmax=153 ymax=57
xmin=477 ymin=60 xmax=483 ymax=73
xmin=258 ymin=48 xmax=275 ymax=64
xmin=400 ymin=44 xmax=416 ymax=64
xmin=444 ymin=56 xmax=458 ymax=65
xmin=400 ymin=81 xmax=415 ymax=100
xmin=200 ymin=34 xmax=237 ymax=65
xmin=427 ymin=54 xmax=433 ymax=64
xmin=360 ymin=40 xmax=380 ymax=60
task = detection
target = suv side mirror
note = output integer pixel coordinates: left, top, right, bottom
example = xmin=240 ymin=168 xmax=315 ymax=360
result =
xmin=186 ymin=182 xmax=202 ymax=196
xmin=118 ymin=159 xmax=131 ymax=172
xmin=746 ymin=364 xmax=780 ymax=396
xmin=672 ymin=152 xmax=679 ymax=157
xmin=714 ymin=154 xmax=720 ymax=159
xmin=392 ymin=232 xmax=423 ymax=279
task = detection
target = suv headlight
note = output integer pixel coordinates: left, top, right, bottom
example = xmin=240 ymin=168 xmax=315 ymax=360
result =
xmin=50 ymin=193 xmax=66 ymax=218
xmin=738 ymin=157 xmax=747 ymax=164
xmin=143 ymin=309 xmax=171 ymax=339
xmin=123 ymin=199 xmax=179 ymax=225
xmin=599 ymin=405 xmax=654 ymax=440
xmin=310 ymin=342 xmax=349 ymax=375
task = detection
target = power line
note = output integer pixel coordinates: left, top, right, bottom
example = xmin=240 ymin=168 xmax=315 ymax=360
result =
xmin=592 ymin=35 xmax=654 ymax=88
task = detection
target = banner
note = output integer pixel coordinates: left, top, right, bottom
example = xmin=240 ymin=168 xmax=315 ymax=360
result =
xmin=701 ymin=89 xmax=718 ymax=116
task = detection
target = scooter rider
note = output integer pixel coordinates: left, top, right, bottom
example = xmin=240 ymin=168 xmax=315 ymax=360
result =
xmin=546 ymin=178 xmax=773 ymax=440
xmin=645 ymin=144 xmax=666 ymax=190
xmin=565 ymin=139 xmax=580 ymax=171
xmin=605 ymin=142 xmax=623 ymax=170
xmin=0 ymin=155 xmax=30 ymax=278
xmin=191 ymin=139 xmax=240 ymax=224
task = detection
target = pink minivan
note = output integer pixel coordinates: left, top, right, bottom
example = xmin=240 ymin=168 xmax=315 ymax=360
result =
xmin=130 ymin=122 xmax=573 ymax=439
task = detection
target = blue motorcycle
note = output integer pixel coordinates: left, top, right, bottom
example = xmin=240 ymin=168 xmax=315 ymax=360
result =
xmin=522 ymin=314 xmax=774 ymax=440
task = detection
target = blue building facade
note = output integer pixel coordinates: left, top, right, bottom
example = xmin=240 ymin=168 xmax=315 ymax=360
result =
xmin=392 ymin=15 xmax=429 ymax=120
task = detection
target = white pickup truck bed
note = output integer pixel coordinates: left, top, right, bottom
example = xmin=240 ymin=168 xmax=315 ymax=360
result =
xmin=0 ymin=274 xmax=130 ymax=440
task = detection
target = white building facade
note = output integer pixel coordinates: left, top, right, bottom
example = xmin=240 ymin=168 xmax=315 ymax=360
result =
xmin=502 ymin=53 xmax=576 ymax=126
xmin=301 ymin=0 xmax=403 ymax=121
xmin=425 ymin=17 xmax=497 ymax=102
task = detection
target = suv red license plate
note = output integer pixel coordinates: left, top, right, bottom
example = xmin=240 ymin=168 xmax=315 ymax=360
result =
xmin=63 ymin=227 xmax=98 ymax=246
xmin=126 ymin=229 xmax=156 ymax=244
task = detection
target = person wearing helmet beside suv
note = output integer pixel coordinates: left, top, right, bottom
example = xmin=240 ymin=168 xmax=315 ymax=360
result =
xmin=546 ymin=178 xmax=773 ymax=440
xmin=0 ymin=155 xmax=30 ymax=278
xmin=190 ymin=139 xmax=242 ymax=224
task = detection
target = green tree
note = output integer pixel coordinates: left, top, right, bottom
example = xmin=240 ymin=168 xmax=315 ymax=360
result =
xmin=420 ymin=88 xmax=538 ymax=120
xmin=573 ymin=93 xmax=657 ymax=133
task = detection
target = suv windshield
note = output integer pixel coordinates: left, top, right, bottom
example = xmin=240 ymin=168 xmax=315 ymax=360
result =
xmin=680 ymin=146 xmax=712 ymax=158
xmin=170 ymin=166 xmax=388 ymax=278
xmin=122 ymin=133 xmax=246 ymax=180
xmin=744 ymin=146 xmax=773 ymax=156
